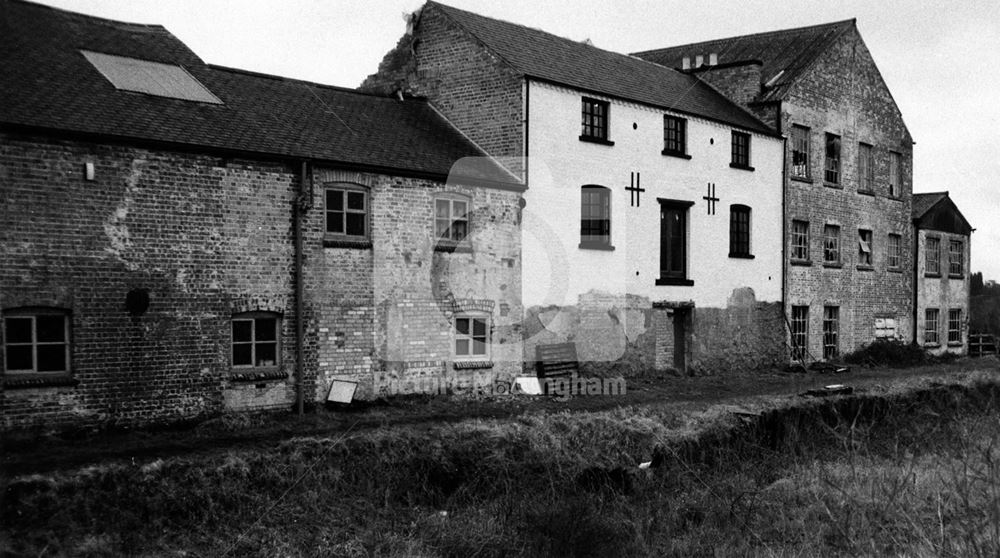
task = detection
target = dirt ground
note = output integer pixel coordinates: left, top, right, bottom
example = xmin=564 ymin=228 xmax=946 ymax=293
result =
xmin=3 ymin=356 xmax=998 ymax=476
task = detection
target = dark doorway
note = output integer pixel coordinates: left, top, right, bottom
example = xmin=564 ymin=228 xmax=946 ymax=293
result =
xmin=672 ymin=309 xmax=687 ymax=371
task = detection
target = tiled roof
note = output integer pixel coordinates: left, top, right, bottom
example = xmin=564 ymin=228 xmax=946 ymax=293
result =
xmin=0 ymin=0 xmax=518 ymax=185
xmin=912 ymin=192 xmax=949 ymax=219
xmin=632 ymin=19 xmax=855 ymax=103
xmin=426 ymin=2 xmax=776 ymax=136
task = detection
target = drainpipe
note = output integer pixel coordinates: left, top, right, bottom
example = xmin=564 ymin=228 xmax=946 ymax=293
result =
xmin=294 ymin=160 xmax=308 ymax=416
xmin=780 ymin=119 xmax=788 ymax=348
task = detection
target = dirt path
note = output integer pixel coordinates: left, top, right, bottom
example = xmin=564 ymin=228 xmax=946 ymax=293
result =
xmin=3 ymin=358 xmax=998 ymax=476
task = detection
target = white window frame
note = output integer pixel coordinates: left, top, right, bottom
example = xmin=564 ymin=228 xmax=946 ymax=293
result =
xmin=453 ymin=313 xmax=490 ymax=361
xmin=434 ymin=194 xmax=471 ymax=244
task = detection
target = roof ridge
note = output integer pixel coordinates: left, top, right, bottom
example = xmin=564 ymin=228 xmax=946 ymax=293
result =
xmin=205 ymin=64 xmax=408 ymax=100
xmin=9 ymin=0 xmax=168 ymax=30
xmin=631 ymin=18 xmax=856 ymax=57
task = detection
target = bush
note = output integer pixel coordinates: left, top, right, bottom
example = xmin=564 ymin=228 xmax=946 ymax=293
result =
xmin=842 ymin=339 xmax=927 ymax=368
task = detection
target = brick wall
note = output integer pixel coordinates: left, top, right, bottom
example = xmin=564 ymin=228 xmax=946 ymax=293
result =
xmin=360 ymin=3 xmax=524 ymax=178
xmin=694 ymin=62 xmax=763 ymax=107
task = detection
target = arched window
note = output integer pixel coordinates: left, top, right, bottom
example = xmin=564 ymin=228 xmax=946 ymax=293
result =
xmin=729 ymin=204 xmax=752 ymax=258
xmin=231 ymin=312 xmax=281 ymax=368
xmin=3 ymin=307 xmax=71 ymax=374
xmin=580 ymin=185 xmax=611 ymax=249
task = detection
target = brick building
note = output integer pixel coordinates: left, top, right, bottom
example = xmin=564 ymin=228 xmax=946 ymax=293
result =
xmin=912 ymin=193 xmax=973 ymax=355
xmin=1 ymin=0 xmax=522 ymax=430
xmin=636 ymin=20 xmax=916 ymax=362
xmin=363 ymin=1 xmax=787 ymax=375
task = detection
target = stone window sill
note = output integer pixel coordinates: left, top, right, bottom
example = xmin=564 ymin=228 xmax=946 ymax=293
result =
xmin=3 ymin=374 xmax=79 ymax=389
xmin=925 ymin=272 xmax=942 ymax=278
xmin=947 ymin=342 xmax=963 ymax=347
xmin=729 ymin=163 xmax=755 ymax=172
xmin=661 ymin=149 xmax=691 ymax=160
xmin=579 ymin=135 xmax=615 ymax=146
xmin=655 ymin=277 xmax=694 ymax=286
xmin=857 ymin=190 xmax=875 ymax=197
xmin=924 ymin=342 xmax=940 ymax=348
xmin=791 ymin=175 xmax=814 ymax=184
xmin=949 ymin=273 xmax=965 ymax=280
xmin=579 ymin=241 xmax=615 ymax=251
xmin=434 ymin=243 xmax=473 ymax=254
xmin=229 ymin=368 xmax=288 ymax=382
xmin=824 ymin=182 xmax=843 ymax=189
xmin=791 ymin=259 xmax=813 ymax=267
xmin=453 ymin=360 xmax=493 ymax=370
xmin=888 ymin=267 xmax=903 ymax=274
xmin=729 ymin=253 xmax=755 ymax=259
xmin=823 ymin=262 xmax=842 ymax=269
xmin=323 ymin=238 xmax=372 ymax=249
xmin=887 ymin=196 xmax=903 ymax=202
xmin=857 ymin=265 xmax=874 ymax=272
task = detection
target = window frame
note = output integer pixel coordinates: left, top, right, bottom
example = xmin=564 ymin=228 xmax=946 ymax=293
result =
xmin=791 ymin=220 xmax=810 ymax=263
xmin=453 ymin=313 xmax=490 ymax=362
xmin=580 ymin=97 xmax=612 ymax=144
xmin=657 ymin=199 xmax=694 ymax=285
xmin=887 ymin=233 xmax=901 ymax=270
xmin=925 ymin=308 xmax=940 ymax=345
xmin=434 ymin=193 xmax=471 ymax=247
xmin=790 ymin=125 xmax=811 ymax=180
xmin=2 ymin=308 xmax=71 ymax=375
xmin=948 ymin=239 xmax=964 ymax=277
xmin=231 ymin=312 xmax=281 ymax=369
xmin=663 ymin=115 xmax=689 ymax=158
xmin=857 ymin=229 xmax=873 ymax=268
xmin=925 ymin=236 xmax=941 ymax=275
xmin=730 ymin=130 xmax=753 ymax=170
xmin=888 ymin=151 xmax=902 ymax=198
xmin=580 ymin=185 xmax=613 ymax=250
xmin=324 ymin=183 xmax=370 ymax=242
xmin=948 ymin=309 xmax=962 ymax=344
xmin=822 ymin=306 xmax=839 ymax=360
xmin=858 ymin=142 xmax=875 ymax=193
xmin=823 ymin=224 xmax=841 ymax=265
xmin=791 ymin=305 xmax=809 ymax=361
xmin=824 ymin=133 xmax=841 ymax=185
xmin=728 ymin=205 xmax=753 ymax=258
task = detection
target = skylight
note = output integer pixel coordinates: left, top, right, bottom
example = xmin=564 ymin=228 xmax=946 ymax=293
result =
xmin=81 ymin=51 xmax=222 ymax=104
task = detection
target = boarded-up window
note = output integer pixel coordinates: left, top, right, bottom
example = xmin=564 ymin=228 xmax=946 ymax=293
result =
xmin=875 ymin=317 xmax=897 ymax=339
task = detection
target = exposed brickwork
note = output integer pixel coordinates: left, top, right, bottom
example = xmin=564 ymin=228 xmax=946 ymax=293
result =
xmin=694 ymin=63 xmax=764 ymax=108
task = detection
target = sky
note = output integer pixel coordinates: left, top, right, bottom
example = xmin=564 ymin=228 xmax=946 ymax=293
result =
xmin=35 ymin=0 xmax=1000 ymax=280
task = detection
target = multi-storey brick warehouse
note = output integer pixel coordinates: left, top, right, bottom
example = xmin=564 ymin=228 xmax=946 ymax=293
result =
xmin=636 ymin=20 xmax=915 ymax=361
xmin=1 ymin=0 xmax=521 ymax=430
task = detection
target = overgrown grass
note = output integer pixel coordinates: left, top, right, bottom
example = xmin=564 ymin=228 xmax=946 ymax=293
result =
xmin=3 ymin=372 xmax=1000 ymax=556
xmin=842 ymin=338 xmax=929 ymax=368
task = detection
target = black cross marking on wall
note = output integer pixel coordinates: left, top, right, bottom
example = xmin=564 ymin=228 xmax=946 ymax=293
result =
xmin=626 ymin=171 xmax=645 ymax=207
xmin=703 ymin=182 xmax=719 ymax=215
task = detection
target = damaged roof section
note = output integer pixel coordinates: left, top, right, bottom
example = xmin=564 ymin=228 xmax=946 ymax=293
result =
xmin=0 ymin=0 xmax=519 ymax=186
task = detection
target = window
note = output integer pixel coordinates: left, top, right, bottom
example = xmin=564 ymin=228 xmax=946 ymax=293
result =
xmin=926 ymin=237 xmax=941 ymax=275
xmin=791 ymin=220 xmax=810 ymax=262
xmin=325 ymin=185 xmax=368 ymax=239
xmin=824 ymin=133 xmax=841 ymax=184
xmin=823 ymin=224 xmax=841 ymax=265
xmin=948 ymin=309 xmax=962 ymax=344
xmin=858 ymin=229 xmax=873 ymax=267
xmin=581 ymin=97 xmax=610 ymax=142
xmin=731 ymin=131 xmax=751 ymax=169
xmin=791 ymin=306 xmax=809 ymax=361
xmin=925 ymin=309 xmax=940 ymax=345
xmin=81 ymin=50 xmax=222 ymax=104
xmin=949 ymin=240 xmax=964 ymax=276
xmin=889 ymin=151 xmax=902 ymax=197
xmin=791 ymin=125 xmax=810 ymax=179
xmin=3 ymin=309 xmax=70 ymax=374
xmin=823 ymin=306 xmax=839 ymax=360
xmin=858 ymin=143 xmax=874 ymax=192
xmin=657 ymin=199 xmax=694 ymax=285
xmin=663 ymin=115 xmax=687 ymax=156
xmin=729 ymin=205 xmax=752 ymax=258
xmin=875 ymin=317 xmax=898 ymax=339
xmin=232 ymin=313 xmax=280 ymax=368
xmin=580 ymin=185 xmax=611 ymax=249
xmin=454 ymin=314 xmax=489 ymax=360
xmin=435 ymin=195 xmax=470 ymax=243
xmin=888 ymin=234 xmax=901 ymax=269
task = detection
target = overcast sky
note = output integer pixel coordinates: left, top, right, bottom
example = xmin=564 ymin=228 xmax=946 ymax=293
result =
xmin=36 ymin=0 xmax=1000 ymax=280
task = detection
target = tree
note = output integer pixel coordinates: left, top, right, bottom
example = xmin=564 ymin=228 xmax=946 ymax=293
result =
xmin=971 ymin=271 xmax=984 ymax=295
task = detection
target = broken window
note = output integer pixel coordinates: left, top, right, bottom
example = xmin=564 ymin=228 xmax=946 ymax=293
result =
xmin=926 ymin=237 xmax=941 ymax=275
xmin=325 ymin=184 xmax=368 ymax=240
xmin=823 ymin=306 xmax=839 ymax=360
xmin=888 ymin=234 xmax=901 ymax=269
xmin=858 ymin=143 xmax=874 ymax=192
xmin=663 ymin=115 xmax=687 ymax=155
xmin=889 ymin=151 xmax=902 ymax=198
xmin=435 ymin=195 xmax=470 ymax=243
xmin=823 ymin=224 xmax=840 ymax=265
xmin=791 ymin=125 xmax=810 ymax=179
xmin=949 ymin=240 xmax=963 ymax=276
xmin=858 ymin=229 xmax=873 ymax=267
xmin=580 ymin=185 xmax=611 ymax=248
xmin=581 ymin=97 xmax=609 ymax=141
xmin=729 ymin=205 xmax=751 ymax=257
xmin=824 ymin=133 xmax=841 ymax=184
xmin=925 ymin=308 xmax=940 ymax=345
xmin=731 ymin=131 xmax=751 ymax=168
xmin=948 ymin=309 xmax=962 ymax=344
xmin=232 ymin=313 xmax=280 ymax=368
xmin=454 ymin=314 xmax=489 ymax=360
xmin=2 ymin=308 xmax=70 ymax=374
xmin=791 ymin=306 xmax=809 ymax=360
xmin=791 ymin=220 xmax=810 ymax=261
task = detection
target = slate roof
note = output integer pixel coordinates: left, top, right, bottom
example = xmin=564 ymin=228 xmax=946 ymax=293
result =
xmin=912 ymin=192 xmax=949 ymax=220
xmin=912 ymin=192 xmax=973 ymax=235
xmin=426 ymin=1 xmax=776 ymax=136
xmin=631 ymin=19 xmax=856 ymax=103
xmin=0 ymin=0 xmax=518 ymax=185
